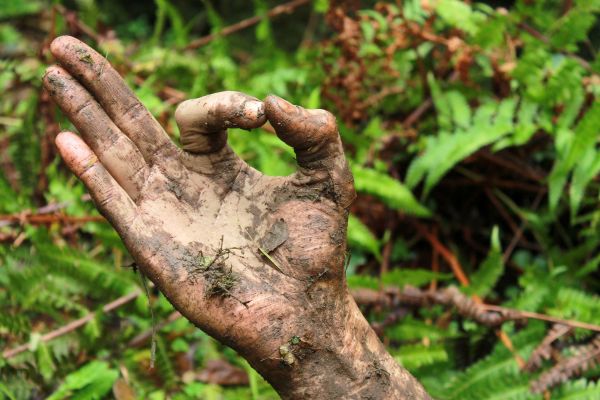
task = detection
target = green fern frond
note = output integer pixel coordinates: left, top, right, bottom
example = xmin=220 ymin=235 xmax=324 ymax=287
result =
xmin=406 ymin=77 xmax=519 ymax=196
xmin=443 ymin=324 xmax=545 ymax=400
xmin=46 ymin=361 xmax=118 ymax=400
xmin=554 ymin=379 xmax=600 ymax=400
xmin=382 ymin=268 xmax=453 ymax=288
xmin=0 ymin=313 xmax=30 ymax=336
xmin=155 ymin=336 xmax=177 ymax=389
xmin=548 ymin=100 xmax=600 ymax=215
xmin=347 ymin=214 xmax=381 ymax=260
xmin=386 ymin=316 xmax=459 ymax=342
xmin=347 ymin=268 xmax=452 ymax=290
xmin=49 ymin=335 xmax=80 ymax=364
xmin=466 ymin=226 xmax=504 ymax=298
xmin=393 ymin=343 xmax=448 ymax=370
xmin=24 ymin=289 xmax=89 ymax=320
xmin=346 ymin=274 xmax=379 ymax=290
xmin=548 ymin=287 xmax=600 ymax=326
xmin=36 ymin=244 xmax=136 ymax=298
xmin=549 ymin=7 xmax=597 ymax=49
xmin=352 ymin=164 xmax=431 ymax=217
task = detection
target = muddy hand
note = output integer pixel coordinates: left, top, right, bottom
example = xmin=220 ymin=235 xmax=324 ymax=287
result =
xmin=43 ymin=36 xmax=428 ymax=400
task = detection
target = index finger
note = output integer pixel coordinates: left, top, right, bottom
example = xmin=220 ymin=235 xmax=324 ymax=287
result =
xmin=50 ymin=35 xmax=176 ymax=163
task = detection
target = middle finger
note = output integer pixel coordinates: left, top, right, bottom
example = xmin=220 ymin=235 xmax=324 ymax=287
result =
xmin=44 ymin=66 xmax=148 ymax=200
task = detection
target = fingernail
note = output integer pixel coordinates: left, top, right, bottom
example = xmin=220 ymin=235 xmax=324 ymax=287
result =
xmin=266 ymin=95 xmax=296 ymax=114
xmin=242 ymin=100 xmax=265 ymax=121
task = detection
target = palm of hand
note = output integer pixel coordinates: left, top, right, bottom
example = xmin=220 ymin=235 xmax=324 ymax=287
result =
xmin=44 ymin=36 xmax=355 ymax=362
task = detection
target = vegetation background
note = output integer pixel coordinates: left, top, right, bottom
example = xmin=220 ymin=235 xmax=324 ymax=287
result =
xmin=1 ymin=0 xmax=600 ymax=398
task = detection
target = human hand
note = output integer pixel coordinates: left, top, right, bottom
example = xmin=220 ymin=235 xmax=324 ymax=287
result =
xmin=43 ymin=36 xmax=427 ymax=399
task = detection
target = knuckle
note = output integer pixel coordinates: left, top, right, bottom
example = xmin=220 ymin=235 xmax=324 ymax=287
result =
xmin=97 ymin=188 xmax=116 ymax=209
xmin=74 ymin=98 xmax=95 ymax=117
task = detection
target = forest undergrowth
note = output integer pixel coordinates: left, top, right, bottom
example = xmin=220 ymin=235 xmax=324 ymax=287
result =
xmin=1 ymin=0 xmax=599 ymax=398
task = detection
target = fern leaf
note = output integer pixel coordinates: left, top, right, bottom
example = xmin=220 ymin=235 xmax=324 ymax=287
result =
xmin=406 ymin=89 xmax=515 ymax=195
xmin=434 ymin=0 xmax=482 ymax=36
xmin=467 ymin=226 xmax=504 ymax=298
xmin=382 ymin=268 xmax=453 ymax=288
xmin=352 ymin=164 xmax=431 ymax=217
xmin=0 ymin=313 xmax=30 ymax=336
xmin=347 ymin=214 xmax=381 ymax=260
xmin=35 ymin=343 xmax=56 ymax=383
xmin=36 ymin=244 xmax=136 ymax=298
xmin=443 ymin=324 xmax=545 ymax=400
xmin=394 ymin=343 xmax=448 ymax=370
xmin=569 ymin=147 xmax=600 ymax=219
xmin=155 ymin=336 xmax=177 ymax=389
xmin=46 ymin=361 xmax=118 ymax=400
xmin=0 ymin=383 xmax=16 ymax=400
xmin=386 ymin=317 xmax=458 ymax=342
xmin=346 ymin=274 xmax=379 ymax=290
xmin=549 ymin=8 xmax=597 ymax=49
xmin=548 ymin=100 xmax=600 ymax=214
xmin=549 ymin=287 xmax=600 ymax=325
xmin=554 ymin=379 xmax=600 ymax=400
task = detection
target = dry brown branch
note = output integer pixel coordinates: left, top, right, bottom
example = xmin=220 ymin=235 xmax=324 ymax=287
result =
xmin=54 ymin=4 xmax=101 ymax=42
xmin=353 ymin=286 xmax=600 ymax=333
xmin=530 ymin=335 xmax=600 ymax=393
xmin=185 ymin=0 xmax=311 ymax=50
xmin=524 ymin=323 xmax=573 ymax=372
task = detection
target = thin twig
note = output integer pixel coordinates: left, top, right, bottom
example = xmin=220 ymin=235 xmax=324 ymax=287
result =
xmin=480 ymin=304 xmax=600 ymax=333
xmin=54 ymin=4 xmax=101 ymax=42
xmin=0 ymin=213 xmax=105 ymax=227
xmin=502 ymin=190 xmax=545 ymax=262
xmin=414 ymin=223 xmax=471 ymax=287
xmin=128 ymin=311 xmax=182 ymax=348
xmin=137 ymin=269 xmax=157 ymax=369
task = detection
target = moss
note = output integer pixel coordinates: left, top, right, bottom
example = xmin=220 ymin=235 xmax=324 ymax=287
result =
xmin=191 ymin=237 xmax=241 ymax=302
xmin=75 ymin=46 xmax=94 ymax=65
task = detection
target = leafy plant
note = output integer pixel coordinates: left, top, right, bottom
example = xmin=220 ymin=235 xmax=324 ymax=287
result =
xmin=1 ymin=0 xmax=599 ymax=398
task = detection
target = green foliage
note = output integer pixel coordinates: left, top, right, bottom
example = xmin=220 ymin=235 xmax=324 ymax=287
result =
xmin=466 ymin=226 xmax=504 ymax=298
xmin=386 ymin=316 xmax=459 ymax=342
xmin=0 ymin=0 xmax=42 ymax=18
xmin=435 ymin=0 xmax=485 ymax=36
xmin=0 ymin=382 xmax=16 ymax=400
xmin=554 ymin=379 xmax=600 ymax=400
xmin=548 ymin=100 xmax=600 ymax=217
xmin=1 ymin=0 xmax=599 ymax=398
xmin=406 ymin=80 xmax=518 ymax=196
xmin=347 ymin=214 xmax=381 ymax=260
xmin=437 ymin=324 xmax=545 ymax=400
xmin=394 ymin=343 xmax=449 ymax=370
xmin=352 ymin=164 xmax=431 ymax=216
xmin=46 ymin=361 xmax=118 ymax=400
xmin=549 ymin=287 xmax=600 ymax=325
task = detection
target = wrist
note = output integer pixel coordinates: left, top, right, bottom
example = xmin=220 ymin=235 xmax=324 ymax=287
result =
xmin=250 ymin=289 xmax=431 ymax=399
